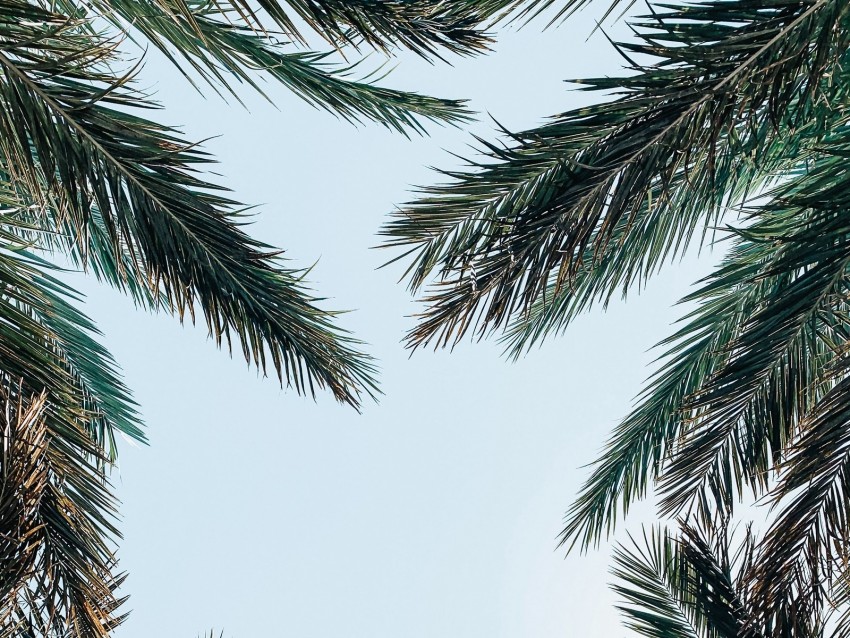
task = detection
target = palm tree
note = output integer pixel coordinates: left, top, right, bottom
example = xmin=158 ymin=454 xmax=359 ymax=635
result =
xmin=382 ymin=0 xmax=850 ymax=631
xmin=612 ymin=520 xmax=850 ymax=638
xmin=0 ymin=0 xmax=523 ymax=634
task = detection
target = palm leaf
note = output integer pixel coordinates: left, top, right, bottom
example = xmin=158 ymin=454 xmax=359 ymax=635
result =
xmin=0 ymin=352 xmax=125 ymax=637
xmin=383 ymin=0 xmax=850 ymax=351
xmin=612 ymin=527 xmax=704 ymax=638
xmin=87 ymin=0 xmax=475 ymax=132
xmin=658 ymin=133 xmax=850 ymax=517
xmin=0 ymin=5 xmax=378 ymax=406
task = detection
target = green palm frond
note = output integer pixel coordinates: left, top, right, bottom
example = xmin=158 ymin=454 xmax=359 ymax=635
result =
xmin=612 ymin=527 xmax=704 ymax=638
xmin=559 ymin=235 xmax=785 ymax=550
xmin=497 ymin=123 xmax=814 ymax=359
xmin=657 ymin=185 xmax=850 ymax=518
xmin=560 ymin=134 xmax=850 ymax=550
xmin=383 ymin=0 xmax=850 ymax=351
xmin=0 ymin=6 xmax=378 ymax=406
xmin=612 ymin=521 xmax=756 ymax=638
xmin=0 ymin=240 xmax=142 ymax=451
xmin=87 ymin=0 xmax=497 ymax=67
xmin=624 ymin=131 xmax=850 ymax=530
xmin=86 ymin=0 xmax=474 ymax=131
xmin=157 ymin=0 xmax=492 ymax=57
xmin=11 ymin=196 xmax=164 ymax=311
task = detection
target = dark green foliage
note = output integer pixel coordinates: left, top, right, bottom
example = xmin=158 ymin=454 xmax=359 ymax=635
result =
xmin=384 ymin=0 xmax=850 ymax=631
xmin=611 ymin=521 xmax=848 ymax=638
xmin=0 ymin=0 xmax=516 ymax=635
xmin=385 ymin=1 xmax=850 ymax=350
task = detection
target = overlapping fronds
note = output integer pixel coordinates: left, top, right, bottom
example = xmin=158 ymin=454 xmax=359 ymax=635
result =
xmin=610 ymin=520 xmax=848 ymax=638
xmin=559 ymin=231 xmax=795 ymax=549
xmin=0 ymin=371 xmax=126 ymax=636
xmin=657 ymin=155 xmax=850 ymax=516
xmin=384 ymin=0 xmax=850 ymax=351
xmin=98 ymin=0 xmax=493 ymax=59
xmin=560 ymin=131 xmax=850 ymax=616
xmin=0 ymin=4 xmax=380 ymax=406
xmin=572 ymin=134 xmax=850 ymax=631
xmin=85 ymin=0 xmax=476 ymax=132
xmin=385 ymin=0 xmax=850 ymax=628
xmin=612 ymin=522 xmax=753 ymax=638
xmin=700 ymin=146 xmax=850 ymax=631
xmin=0 ymin=234 xmax=145 ymax=635
xmin=0 ymin=0 xmax=537 ymax=634
xmin=383 ymin=0 xmax=850 ymax=560
xmin=0 ymin=0 xmax=528 ymax=409
xmin=613 ymin=527 xmax=705 ymax=638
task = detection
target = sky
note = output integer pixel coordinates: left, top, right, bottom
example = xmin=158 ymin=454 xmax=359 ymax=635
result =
xmin=67 ymin=7 xmax=717 ymax=637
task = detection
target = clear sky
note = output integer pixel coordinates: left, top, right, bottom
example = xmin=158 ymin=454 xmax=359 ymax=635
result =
xmin=69 ymin=8 xmax=715 ymax=637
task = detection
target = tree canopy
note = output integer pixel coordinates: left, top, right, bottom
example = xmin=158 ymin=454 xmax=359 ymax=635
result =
xmin=385 ymin=1 xmax=850 ymax=633
xmin=0 ymin=0 xmax=521 ymax=634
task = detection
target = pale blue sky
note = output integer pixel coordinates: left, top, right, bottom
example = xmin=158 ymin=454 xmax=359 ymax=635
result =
xmin=68 ymin=8 xmax=715 ymax=637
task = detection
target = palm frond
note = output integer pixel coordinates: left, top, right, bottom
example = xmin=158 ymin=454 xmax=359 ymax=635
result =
xmin=383 ymin=0 xmax=850 ymax=351
xmin=612 ymin=521 xmax=754 ymax=638
xmin=0 ymin=384 xmax=126 ymax=638
xmin=612 ymin=527 xmax=703 ymax=638
xmin=746 ymin=372 xmax=850 ymax=634
xmin=613 ymin=520 xmax=849 ymax=638
xmin=658 ymin=133 xmax=850 ymax=518
xmin=87 ymin=0 xmax=474 ymax=132
xmin=0 ymin=5 xmax=378 ymax=407
xmin=498 ymin=125 xmax=812 ymax=358
xmin=560 ymin=222 xmax=807 ymax=549
xmin=198 ymin=0 xmax=494 ymax=56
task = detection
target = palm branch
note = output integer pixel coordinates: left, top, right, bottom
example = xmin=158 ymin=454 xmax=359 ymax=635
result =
xmin=612 ymin=522 xmax=750 ymax=638
xmin=384 ymin=0 xmax=849 ymax=350
xmin=384 ymin=0 xmax=850 ymax=627
xmin=0 ymin=0 xmax=524 ymax=633
xmin=610 ymin=520 xmax=850 ymax=638
xmin=0 ymin=243 xmax=131 ymax=636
